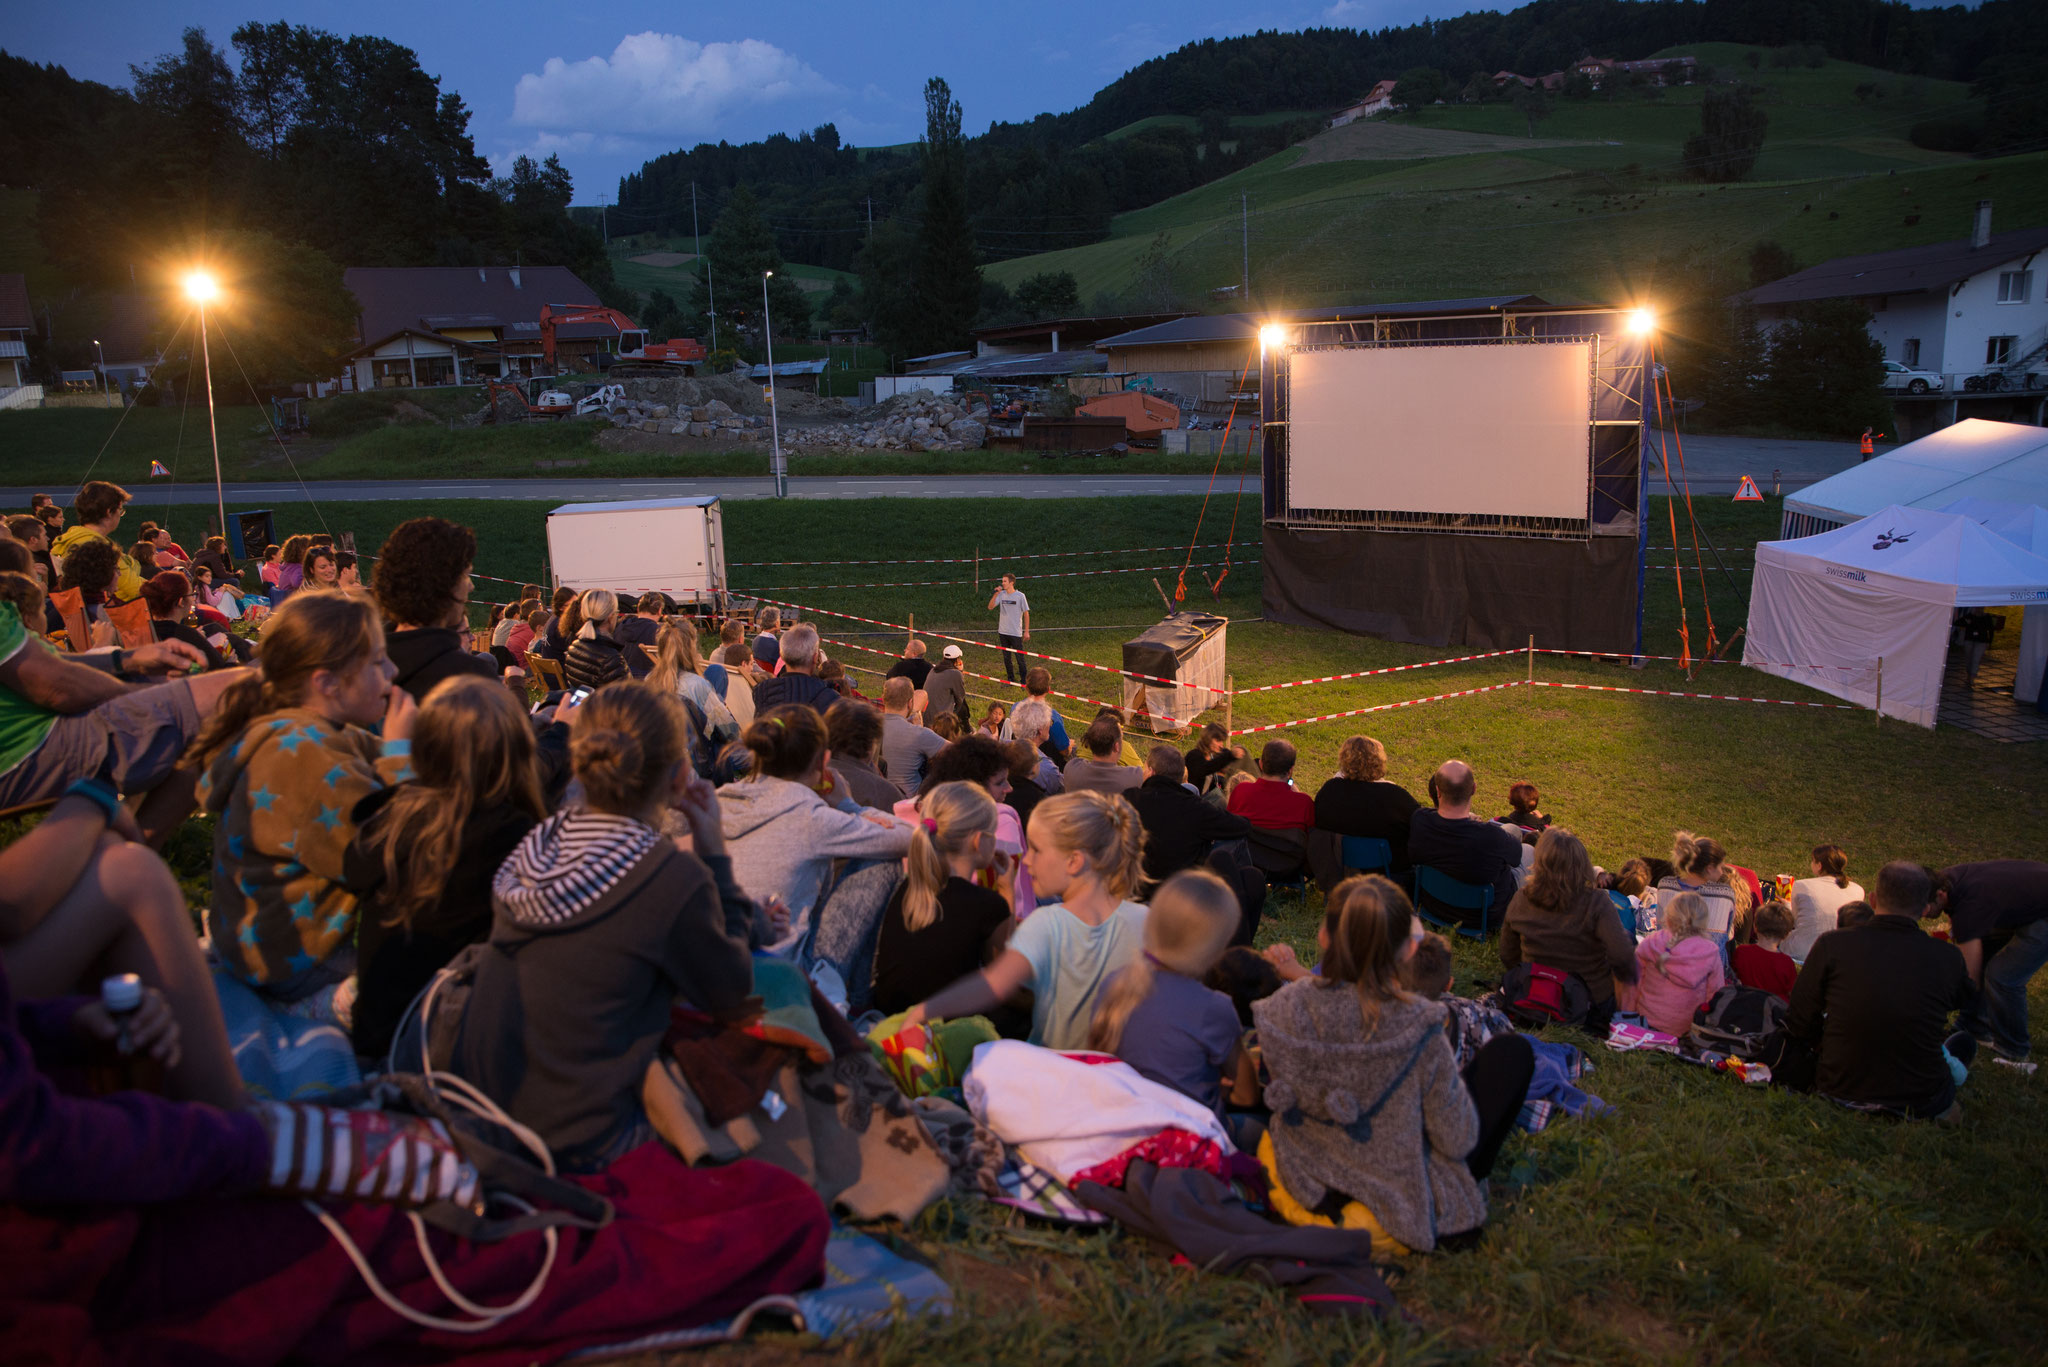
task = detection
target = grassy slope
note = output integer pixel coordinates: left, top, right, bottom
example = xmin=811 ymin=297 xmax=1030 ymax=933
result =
xmin=984 ymin=47 xmax=2045 ymax=309
xmin=210 ymin=491 xmax=2046 ymax=1365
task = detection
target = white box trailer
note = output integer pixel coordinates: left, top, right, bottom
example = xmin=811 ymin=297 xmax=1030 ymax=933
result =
xmin=545 ymin=496 xmax=727 ymax=606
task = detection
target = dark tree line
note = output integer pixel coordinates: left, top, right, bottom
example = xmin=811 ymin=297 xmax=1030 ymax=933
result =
xmin=1 ymin=25 xmax=622 ymax=385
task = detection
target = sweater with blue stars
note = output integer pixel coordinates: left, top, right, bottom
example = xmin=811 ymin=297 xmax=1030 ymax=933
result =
xmin=198 ymin=707 xmax=414 ymax=991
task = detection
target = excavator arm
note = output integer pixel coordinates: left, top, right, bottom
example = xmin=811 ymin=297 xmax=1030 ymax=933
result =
xmin=538 ymin=303 xmax=644 ymax=372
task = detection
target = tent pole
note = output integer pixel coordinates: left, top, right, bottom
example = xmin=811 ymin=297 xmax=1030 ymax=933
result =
xmin=1527 ymin=634 xmax=1534 ymax=683
xmin=1875 ymin=655 xmax=1883 ymax=726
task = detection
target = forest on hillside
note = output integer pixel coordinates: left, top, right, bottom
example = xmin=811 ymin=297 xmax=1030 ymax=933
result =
xmin=611 ymin=0 xmax=2048 ymax=273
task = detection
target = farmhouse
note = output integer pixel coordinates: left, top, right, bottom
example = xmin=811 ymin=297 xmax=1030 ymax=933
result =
xmin=1329 ymin=80 xmax=1399 ymax=127
xmin=0 ymin=273 xmax=30 ymax=392
xmin=340 ymin=265 xmax=632 ymax=391
xmin=1735 ymin=200 xmax=2048 ymax=431
xmin=969 ymin=312 xmax=1190 ymax=358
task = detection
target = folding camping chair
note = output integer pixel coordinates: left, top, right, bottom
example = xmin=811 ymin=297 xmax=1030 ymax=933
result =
xmin=1413 ymin=865 xmax=1495 ymax=940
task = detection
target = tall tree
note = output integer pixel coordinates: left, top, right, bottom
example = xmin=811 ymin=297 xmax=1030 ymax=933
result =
xmin=912 ymin=77 xmax=982 ymax=357
xmin=1683 ymin=86 xmax=1769 ymax=182
xmin=1015 ymin=271 xmax=1081 ymax=318
xmin=690 ymin=185 xmax=811 ymax=343
xmin=1763 ymin=300 xmax=1887 ymax=434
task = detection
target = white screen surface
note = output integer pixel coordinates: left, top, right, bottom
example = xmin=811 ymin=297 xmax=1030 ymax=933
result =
xmin=1286 ymin=342 xmax=1591 ymax=520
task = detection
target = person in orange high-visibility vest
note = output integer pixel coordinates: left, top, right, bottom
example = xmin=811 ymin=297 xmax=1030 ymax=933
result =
xmin=1859 ymin=427 xmax=1882 ymax=461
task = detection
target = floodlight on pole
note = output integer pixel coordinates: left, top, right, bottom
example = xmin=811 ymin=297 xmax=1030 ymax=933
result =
xmin=763 ymin=270 xmax=785 ymax=498
xmin=185 ymin=267 xmax=228 ymax=544
xmin=1627 ymin=307 xmax=1656 ymax=336
xmin=1258 ymin=323 xmax=1288 ymax=351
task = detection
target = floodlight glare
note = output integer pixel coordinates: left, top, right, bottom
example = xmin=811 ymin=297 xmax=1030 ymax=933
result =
xmin=183 ymin=270 xmax=220 ymax=304
xmin=1258 ymin=323 xmax=1288 ymax=350
xmin=1627 ymin=307 xmax=1656 ymax=336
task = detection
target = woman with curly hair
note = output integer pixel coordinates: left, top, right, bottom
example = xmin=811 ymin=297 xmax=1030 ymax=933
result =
xmin=372 ymin=516 xmax=497 ymax=701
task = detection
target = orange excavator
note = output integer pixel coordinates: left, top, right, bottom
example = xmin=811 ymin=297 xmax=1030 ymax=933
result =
xmin=537 ymin=302 xmax=646 ymax=372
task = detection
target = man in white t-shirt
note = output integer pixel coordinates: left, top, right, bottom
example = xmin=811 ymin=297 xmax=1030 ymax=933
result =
xmin=988 ymin=573 xmax=1031 ymax=684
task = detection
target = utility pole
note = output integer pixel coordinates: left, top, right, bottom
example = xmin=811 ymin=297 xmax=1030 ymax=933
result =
xmin=1241 ymin=194 xmax=1250 ymax=304
xmin=599 ymin=193 xmax=608 ymax=247
xmin=866 ymin=196 xmax=873 ymax=243
xmin=693 ymin=181 xmax=717 ymax=354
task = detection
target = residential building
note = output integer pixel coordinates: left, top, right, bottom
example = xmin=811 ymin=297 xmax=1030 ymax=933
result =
xmin=1734 ymin=201 xmax=2048 ymax=394
xmin=340 ymin=265 xmax=633 ymax=390
xmin=970 ymin=312 xmax=1191 ymax=358
xmin=0 ymin=274 xmax=30 ymax=391
xmin=1329 ymin=80 xmax=1399 ymax=127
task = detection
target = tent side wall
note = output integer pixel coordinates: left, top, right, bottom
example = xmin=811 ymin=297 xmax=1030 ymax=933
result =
xmin=1745 ymin=553 xmax=1952 ymax=726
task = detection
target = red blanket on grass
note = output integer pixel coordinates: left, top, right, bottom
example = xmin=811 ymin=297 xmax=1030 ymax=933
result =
xmin=0 ymin=1143 xmax=829 ymax=1367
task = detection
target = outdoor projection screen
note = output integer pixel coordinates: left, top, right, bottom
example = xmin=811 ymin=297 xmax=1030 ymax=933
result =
xmin=1286 ymin=342 xmax=1592 ymax=520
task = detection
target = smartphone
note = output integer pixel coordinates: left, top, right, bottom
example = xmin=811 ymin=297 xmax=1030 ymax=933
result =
xmin=564 ymin=686 xmax=592 ymax=706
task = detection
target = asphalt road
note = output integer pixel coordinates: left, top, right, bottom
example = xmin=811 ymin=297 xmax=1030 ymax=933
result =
xmin=0 ymin=434 xmax=1859 ymax=505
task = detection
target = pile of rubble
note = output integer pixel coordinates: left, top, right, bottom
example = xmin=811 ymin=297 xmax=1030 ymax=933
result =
xmin=782 ymin=391 xmax=990 ymax=451
xmin=610 ymin=396 xmax=775 ymax=440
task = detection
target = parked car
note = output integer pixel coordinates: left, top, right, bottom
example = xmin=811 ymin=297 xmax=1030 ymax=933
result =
xmin=1880 ymin=360 xmax=1944 ymax=394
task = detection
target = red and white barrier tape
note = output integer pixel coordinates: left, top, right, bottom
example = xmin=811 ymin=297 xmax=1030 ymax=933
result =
xmin=731 ymin=540 xmax=1253 ymax=568
xmin=735 ymin=558 xmax=1252 ymax=594
xmin=1230 ymin=649 xmax=1520 ymax=695
xmin=1230 ymin=682 xmax=1530 ymax=735
xmin=817 ymin=634 xmax=1126 ymax=714
xmin=750 ymin=595 xmax=1214 ymax=694
xmin=1525 ymin=680 xmax=1859 ymax=709
xmin=1531 ymin=647 xmax=1864 ymax=672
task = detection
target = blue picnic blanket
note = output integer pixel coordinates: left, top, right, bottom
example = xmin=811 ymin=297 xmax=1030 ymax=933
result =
xmin=211 ymin=964 xmax=360 ymax=1101
xmin=1517 ymin=1035 xmax=1612 ymax=1133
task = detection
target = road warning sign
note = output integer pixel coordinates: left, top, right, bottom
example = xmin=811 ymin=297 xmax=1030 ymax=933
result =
xmin=1733 ymin=475 xmax=1763 ymax=502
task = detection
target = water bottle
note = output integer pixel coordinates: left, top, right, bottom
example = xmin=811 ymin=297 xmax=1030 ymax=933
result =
xmin=87 ymin=973 xmax=163 ymax=1095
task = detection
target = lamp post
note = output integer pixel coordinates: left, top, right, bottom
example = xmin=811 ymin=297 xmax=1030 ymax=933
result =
xmin=763 ymin=270 xmax=785 ymax=498
xmin=92 ymin=339 xmax=106 ymax=395
xmin=183 ymin=270 xmax=228 ymax=545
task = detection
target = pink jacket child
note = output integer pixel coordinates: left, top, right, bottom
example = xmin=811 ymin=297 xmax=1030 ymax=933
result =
xmin=1624 ymin=928 xmax=1726 ymax=1036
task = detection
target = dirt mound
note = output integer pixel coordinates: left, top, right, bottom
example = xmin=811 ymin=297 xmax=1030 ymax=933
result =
xmin=389 ymin=399 xmax=439 ymax=424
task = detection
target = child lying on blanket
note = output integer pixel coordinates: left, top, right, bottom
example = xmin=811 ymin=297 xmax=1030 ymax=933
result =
xmin=900 ymin=791 xmax=1145 ymax=1050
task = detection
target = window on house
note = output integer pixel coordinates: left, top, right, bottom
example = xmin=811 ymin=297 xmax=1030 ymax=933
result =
xmin=1987 ymin=336 xmax=2015 ymax=365
xmin=1903 ymin=338 xmax=1920 ymax=366
xmin=1998 ymin=270 xmax=2033 ymax=303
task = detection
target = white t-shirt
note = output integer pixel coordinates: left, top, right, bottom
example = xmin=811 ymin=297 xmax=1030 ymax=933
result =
xmin=993 ymin=590 xmax=1029 ymax=637
xmin=1007 ymin=900 xmax=1147 ymax=1049
xmin=1785 ymin=876 xmax=1866 ymax=962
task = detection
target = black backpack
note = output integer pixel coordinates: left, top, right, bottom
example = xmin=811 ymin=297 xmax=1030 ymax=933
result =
xmin=1495 ymin=962 xmax=1594 ymax=1029
xmin=1691 ymin=985 xmax=1787 ymax=1059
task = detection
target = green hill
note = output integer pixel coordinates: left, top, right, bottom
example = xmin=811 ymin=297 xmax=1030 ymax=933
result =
xmin=605 ymin=236 xmax=852 ymax=312
xmin=986 ymin=48 xmax=2048 ymax=309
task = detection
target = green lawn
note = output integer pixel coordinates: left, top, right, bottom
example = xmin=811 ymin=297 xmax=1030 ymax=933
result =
xmin=982 ymin=48 xmax=2043 ymax=310
xmin=188 ymin=490 xmax=2048 ymax=1365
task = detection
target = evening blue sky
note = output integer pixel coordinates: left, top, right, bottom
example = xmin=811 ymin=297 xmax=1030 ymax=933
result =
xmin=8 ymin=0 xmax=1970 ymax=202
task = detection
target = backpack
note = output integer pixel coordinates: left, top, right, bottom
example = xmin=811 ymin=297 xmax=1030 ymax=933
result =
xmin=1690 ymin=985 xmax=1787 ymax=1059
xmin=1496 ymin=962 xmax=1594 ymax=1029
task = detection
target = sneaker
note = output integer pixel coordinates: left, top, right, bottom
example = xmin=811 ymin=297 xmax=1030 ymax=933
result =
xmin=1991 ymin=1057 xmax=2038 ymax=1077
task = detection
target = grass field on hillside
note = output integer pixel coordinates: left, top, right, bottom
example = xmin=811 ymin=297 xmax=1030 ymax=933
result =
xmin=196 ymin=490 xmax=2048 ymax=1366
xmin=984 ymin=47 xmax=2037 ymax=309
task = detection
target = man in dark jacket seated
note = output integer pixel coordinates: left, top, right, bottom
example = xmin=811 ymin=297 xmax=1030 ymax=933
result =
xmin=1407 ymin=759 xmax=1522 ymax=917
xmin=1777 ymin=860 xmax=1975 ymax=1120
xmin=1125 ymin=745 xmax=1264 ymax=942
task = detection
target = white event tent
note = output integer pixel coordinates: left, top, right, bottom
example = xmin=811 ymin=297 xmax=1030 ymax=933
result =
xmin=1781 ymin=419 xmax=2048 ymax=537
xmin=1745 ymin=504 xmax=2048 ymax=726
xmin=1940 ymin=497 xmax=2048 ymax=704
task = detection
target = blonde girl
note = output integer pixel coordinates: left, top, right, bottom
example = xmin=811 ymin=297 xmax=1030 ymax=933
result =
xmin=344 ymin=675 xmax=549 ymax=1060
xmin=871 ymin=781 xmax=1014 ymax=1018
xmin=190 ymin=592 xmax=417 ymax=1009
xmin=903 ymin=789 xmax=1146 ymax=1049
xmin=563 ymin=588 xmax=627 ymax=691
xmin=1623 ymin=890 xmax=1726 ymax=1035
xmin=1088 ymin=868 xmax=1252 ymax=1115
xmin=645 ymin=622 xmax=739 ymax=769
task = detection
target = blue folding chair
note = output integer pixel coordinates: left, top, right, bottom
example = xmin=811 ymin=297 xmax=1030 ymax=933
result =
xmin=1339 ymin=836 xmax=1392 ymax=875
xmin=1413 ymin=865 xmax=1495 ymax=939
xmin=1606 ymin=889 xmax=1638 ymax=945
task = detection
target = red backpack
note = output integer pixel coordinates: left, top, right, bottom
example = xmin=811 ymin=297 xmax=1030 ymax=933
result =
xmin=1497 ymin=962 xmax=1594 ymax=1029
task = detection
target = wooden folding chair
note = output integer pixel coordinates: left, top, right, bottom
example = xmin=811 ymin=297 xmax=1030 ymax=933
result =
xmin=525 ymin=653 xmax=566 ymax=691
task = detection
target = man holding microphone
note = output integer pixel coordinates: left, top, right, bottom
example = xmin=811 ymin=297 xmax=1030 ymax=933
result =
xmin=988 ymin=573 xmax=1031 ymax=684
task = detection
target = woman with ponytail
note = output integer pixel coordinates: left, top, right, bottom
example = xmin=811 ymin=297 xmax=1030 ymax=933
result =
xmin=1786 ymin=843 xmax=1864 ymax=963
xmin=562 ymin=588 xmax=628 ymax=692
xmin=902 ymin=790 xmax=1148 ymax=1049
xmin=718 ymin=704 xmax=914 ymax=956
xmin=190 ymin=592 xmax=417 ymax=1015
xmin=1253 ymin=874 xmax=1532 ymax=1256
xmin=448 ymin=679 xmax=762 ymax=1170
xmin=871 ymin=781 xmax=1014 ymax=1019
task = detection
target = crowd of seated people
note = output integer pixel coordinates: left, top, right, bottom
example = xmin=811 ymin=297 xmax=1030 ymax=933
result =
xmin=3 ymin=501 xmax=2038 ymax=1361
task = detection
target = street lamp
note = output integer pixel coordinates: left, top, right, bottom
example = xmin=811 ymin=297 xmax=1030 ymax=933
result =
xmin=183 ymin=269 xmax=228 ymax=548
xmin=92 ymin=338 xmax=106 ymax=395
xmin=763 ymin=270 xmax=785 ymax=498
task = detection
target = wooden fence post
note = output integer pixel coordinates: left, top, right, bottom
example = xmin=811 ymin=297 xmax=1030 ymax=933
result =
xmin=1225 ymin=673 xmax=1234 ymax=737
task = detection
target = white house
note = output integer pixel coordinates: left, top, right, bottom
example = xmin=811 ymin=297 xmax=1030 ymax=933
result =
xmin=0 ymin=274 xmax=31 ymax=391
xmin=1736 ymin=201 xmax=2048 ymax=391
xmin=340 ymin=266 xmax=632 ymax=391
xmin=1329 ymin=80 xmax=1399 ymax=127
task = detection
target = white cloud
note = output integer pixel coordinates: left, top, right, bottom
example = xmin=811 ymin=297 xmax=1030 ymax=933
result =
xmin=511 ymin=32 xmax=835 ymax=141
xmin=1324 ymin=1 xmax=1369 ymax=21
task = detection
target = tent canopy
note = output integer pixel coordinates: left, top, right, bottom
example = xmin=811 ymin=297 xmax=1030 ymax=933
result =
xmin=1758 ymin=503 xmax=2048 ymax=607
xmin=1940 ymin=497 xmax=2048 ymax=555
xmin=1785 ymin=420 xmax=2048 ymax=524
xmin=1746 ymin=505 xmax=2048 ymax=726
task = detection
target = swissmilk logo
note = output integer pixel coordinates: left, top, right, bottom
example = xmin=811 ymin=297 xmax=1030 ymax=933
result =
xmin=1871 ymin=528 xmax=1914 ymax=551
xmin=1825 ymin=565 xmax=1868 ymax=582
